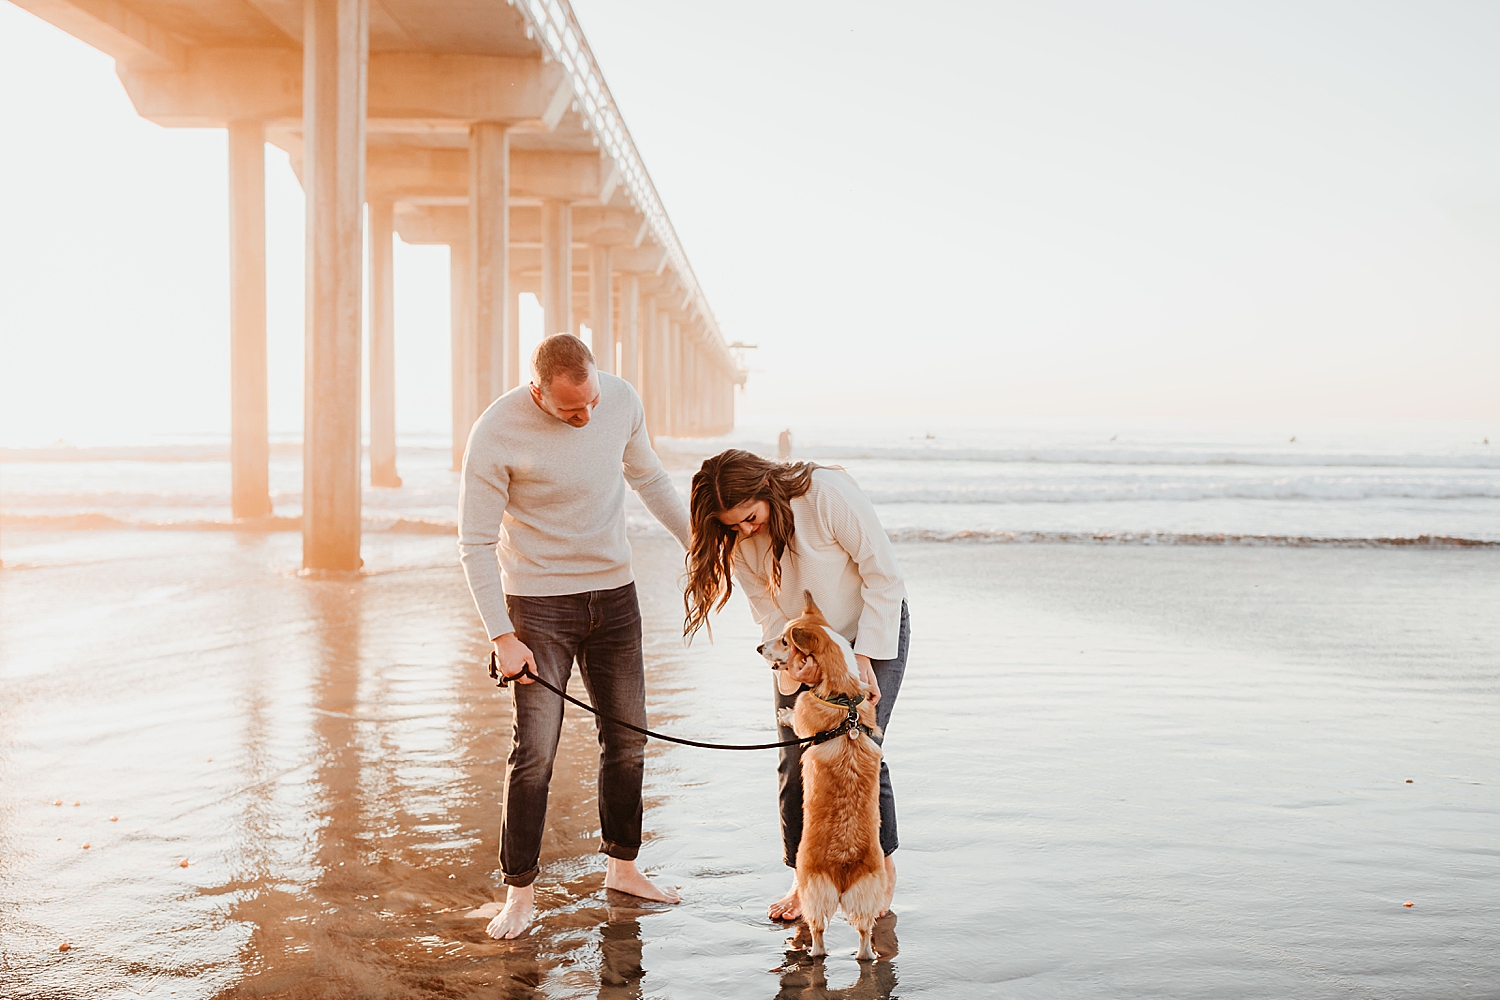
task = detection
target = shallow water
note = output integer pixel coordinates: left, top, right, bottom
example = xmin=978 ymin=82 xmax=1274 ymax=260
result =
xmin=1 ymin=531 xmax=1498 ymax=997
xmin=5 ymin=415 xmax=1498 ymax=542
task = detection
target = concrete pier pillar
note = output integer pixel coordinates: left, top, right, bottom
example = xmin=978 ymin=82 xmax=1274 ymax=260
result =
xmin=620 ymin=275 xmax=640 ymax=388
xmin=640 ymin=295 xmax=657 ymax=407
xmin=679 ymin=324 xmax=691 ymax=436
xmin=541 ymin=200 xmax=572 ymax=336
xmin=659 ymin=311 xmax=675 ymax=436
xmin=589 ymin=246 xmax=614 ymax=373
xmin=301 ymin=0 xmax=368 ymax=572
xmin=709 ymin=360 xmax=718 ymax=434
xmin=449 ymin=240 xmax=473 ymax=471
xmin=367 ymin=197 xmax=400 ymax=487
xmin=698 ymin=348 xmax=708 ymax=435
xmin=647 ymin=305 xmax=664 ymax=434
xmin=682 ymin=338 xmax=693 ymax=436
xmin=639 ymin=294 xmax=658 ymax=431
xmin=689 ymin=341 xmax=702 ymax=435
xmin=228 ymin=119 xmax=272 ymax=519
xmin=504 ymin=278 xmax=520 ymax=393
xmin=470 ymin=122 xmax=510 ymax=407
xmin=688 ymin=331 xmax=698 ymax=434
xmin=688 ymin=330 xmax=698 ymax=434
xmin=669 ymin=318 xmax=683 ymax=436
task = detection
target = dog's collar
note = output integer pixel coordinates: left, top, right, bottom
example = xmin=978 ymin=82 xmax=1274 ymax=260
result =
xmin=810 ymin=703 xmax=873 ymax=745
xmin=813 ymin=691 xmax=865 ymax=709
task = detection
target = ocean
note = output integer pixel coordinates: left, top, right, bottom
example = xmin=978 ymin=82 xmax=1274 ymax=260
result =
xmin=3 ymin=416 xmax=1495 ymax=545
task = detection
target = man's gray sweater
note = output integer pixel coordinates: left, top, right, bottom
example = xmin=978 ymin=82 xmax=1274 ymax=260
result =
xmin=458 ymin=373 xmax=690 ymax=640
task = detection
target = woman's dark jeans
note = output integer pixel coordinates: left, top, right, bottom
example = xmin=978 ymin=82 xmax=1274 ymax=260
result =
xmin=774 ymin=601 xmax=910 ymax=868
xmin=501 ymin=583 xmax=648 ymax=887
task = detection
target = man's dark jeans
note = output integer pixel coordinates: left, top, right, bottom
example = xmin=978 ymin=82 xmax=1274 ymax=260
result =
xmin=774 ymin=601 xmax=910 ymax=867
xmin=500 ymin=583 xmax=647 ymax=887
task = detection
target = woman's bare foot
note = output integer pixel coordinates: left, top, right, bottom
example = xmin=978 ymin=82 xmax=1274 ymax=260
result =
xmin=485 ymin=884 xmax=535 ymax=940
xmin=768 ymin=877 xmax=801 ymax=921
xmin=879 ymin=855 xmax=897 ymax=916
xmin=603 ymin=858 xmax=680 ymax=903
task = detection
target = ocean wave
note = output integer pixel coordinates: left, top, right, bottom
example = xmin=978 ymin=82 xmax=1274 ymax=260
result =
xmin=0 ymin=442 xmax=454 ymax=463
xmin=0 ymin=513 xmax=454 ymax=534
xmin=677 ymin=443 xmax=1500 ymax=471
xmin=0 ymin=512 xmax=299 ymax=532
xmin=886 ymin=528 xmax=1500 ymax=548
xmin=860 ymin=482 xmax=1500 ymax=505
xmin=22 ymin=477 xmax=1495 ymax=512
xmin=6 ymin=512 xmax=1495 ymax=550
xmin=8 ymin=441 xmax=1497 ymax=471
xmin=2 ymin=492 xmax=246 ymax=509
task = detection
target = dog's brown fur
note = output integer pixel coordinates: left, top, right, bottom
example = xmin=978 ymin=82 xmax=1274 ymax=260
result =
xmin=767 ymin=592 xmax=887 ymax=960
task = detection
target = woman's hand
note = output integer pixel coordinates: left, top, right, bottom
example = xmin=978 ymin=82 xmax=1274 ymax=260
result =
xmin=856 ymin=654 xmax=880 ymax=704
xmin=785 ymin=653 xmax=821 ymax=687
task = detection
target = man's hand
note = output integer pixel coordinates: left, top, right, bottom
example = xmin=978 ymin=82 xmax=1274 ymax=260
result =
xmin=855 ymin=654 xmax=881 ymax=704
xmin=493 ymin=632 xmax=537 ymax=684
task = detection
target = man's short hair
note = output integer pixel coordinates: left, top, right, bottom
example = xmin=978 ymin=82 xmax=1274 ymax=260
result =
xmin=531 ymin=333 xmax=595 ymax=390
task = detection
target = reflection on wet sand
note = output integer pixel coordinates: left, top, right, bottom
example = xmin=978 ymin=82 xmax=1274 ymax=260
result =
xmin=0 ymin=532 xmax=736 ymax=998
xmin=205 ymin=544 xmax=697 ymax=998
xmin=773 ymin=915 xmax=899 ymax=1000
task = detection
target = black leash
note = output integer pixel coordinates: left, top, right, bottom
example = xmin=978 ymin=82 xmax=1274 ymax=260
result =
xmin=489 ymin=652 xmax=868 ymax=751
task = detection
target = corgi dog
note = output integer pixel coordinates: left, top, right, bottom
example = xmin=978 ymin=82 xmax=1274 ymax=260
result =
xmin=761 ymin=592 xmax=886 ymax=961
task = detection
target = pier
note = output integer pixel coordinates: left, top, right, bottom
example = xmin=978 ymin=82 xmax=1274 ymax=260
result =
xmin=10 ymin=0 xmax=743 ymax=570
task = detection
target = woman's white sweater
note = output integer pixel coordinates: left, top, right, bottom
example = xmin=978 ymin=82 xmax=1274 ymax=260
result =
xmin=731 ymin=468 xmax=907 ymax=660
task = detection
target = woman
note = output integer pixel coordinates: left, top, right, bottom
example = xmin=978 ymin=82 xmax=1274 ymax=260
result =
xmin=684 ymin=449 xmax=910 ymax=920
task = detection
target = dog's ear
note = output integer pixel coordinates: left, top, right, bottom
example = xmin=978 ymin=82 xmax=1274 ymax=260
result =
xmin=788 ymin=624 xmax=819 ymax=655
xmin=802 ymin=590 xmax=822 ymax=617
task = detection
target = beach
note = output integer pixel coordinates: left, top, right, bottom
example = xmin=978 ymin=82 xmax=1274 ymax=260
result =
xmin=4 ymin=0 xmax=1498 ymax=992
xmin=2 ymin=527 xmax=1497 ymax=998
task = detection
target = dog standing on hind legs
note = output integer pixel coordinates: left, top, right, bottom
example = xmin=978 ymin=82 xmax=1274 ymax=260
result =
xmin=764 ymin=592 xmax=888 ymax=961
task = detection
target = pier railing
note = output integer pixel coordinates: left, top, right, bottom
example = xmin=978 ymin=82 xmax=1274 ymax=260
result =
xmin=512 ymin=0 xmax=733 ymax=366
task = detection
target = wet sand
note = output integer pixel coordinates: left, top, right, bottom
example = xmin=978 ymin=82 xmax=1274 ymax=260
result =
xmin=1 ymin=530 xmax=1498 ymax=998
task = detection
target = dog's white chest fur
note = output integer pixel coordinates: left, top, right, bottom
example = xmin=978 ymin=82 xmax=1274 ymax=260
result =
xmin=821 ymin=626 xmax=861 ymax=684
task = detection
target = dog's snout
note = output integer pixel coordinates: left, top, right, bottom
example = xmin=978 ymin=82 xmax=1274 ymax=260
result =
xmin=756 ymin=643 xmax=765 ymax=655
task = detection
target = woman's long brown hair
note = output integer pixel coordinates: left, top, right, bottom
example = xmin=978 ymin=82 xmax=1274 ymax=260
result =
xmin=683 ymin=449 xmax=817 ymax=640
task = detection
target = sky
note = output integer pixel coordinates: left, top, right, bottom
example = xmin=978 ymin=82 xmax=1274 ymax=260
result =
xmin=0 ymin=0 xmax=1497 ymax=445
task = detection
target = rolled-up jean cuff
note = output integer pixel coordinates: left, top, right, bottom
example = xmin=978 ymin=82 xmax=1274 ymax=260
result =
xmin=599 ymin=840 xmax=640 ymax=862
xmin=502 ymin=864 xmax=540 ymax=888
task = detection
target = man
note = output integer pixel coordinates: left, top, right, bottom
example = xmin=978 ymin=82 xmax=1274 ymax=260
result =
xmin=458 ymin=333 xmax=688 ymax=939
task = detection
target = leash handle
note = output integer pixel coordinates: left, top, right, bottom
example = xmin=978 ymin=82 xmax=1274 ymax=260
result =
xmin=486 ymin=652 xmax=862 ymax=751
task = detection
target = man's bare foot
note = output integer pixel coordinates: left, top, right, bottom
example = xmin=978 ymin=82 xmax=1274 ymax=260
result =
xmin=603 ymin=858 xmax=680 ymax=903
xmin=879 ymin=855 xmax=897 ymax=916
xmin=768 ymin=877 xmax=801 ymax=921
xmin=485 ymin=885 xmax=535 ymax=940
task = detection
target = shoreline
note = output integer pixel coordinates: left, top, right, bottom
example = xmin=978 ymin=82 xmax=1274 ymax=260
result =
xmin=4 ymin=515 xmax=1497 ymax=549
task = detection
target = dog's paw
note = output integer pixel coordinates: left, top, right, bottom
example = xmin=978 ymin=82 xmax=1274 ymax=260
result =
xmin=775 ymin=708 xmax=797 ymax=729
